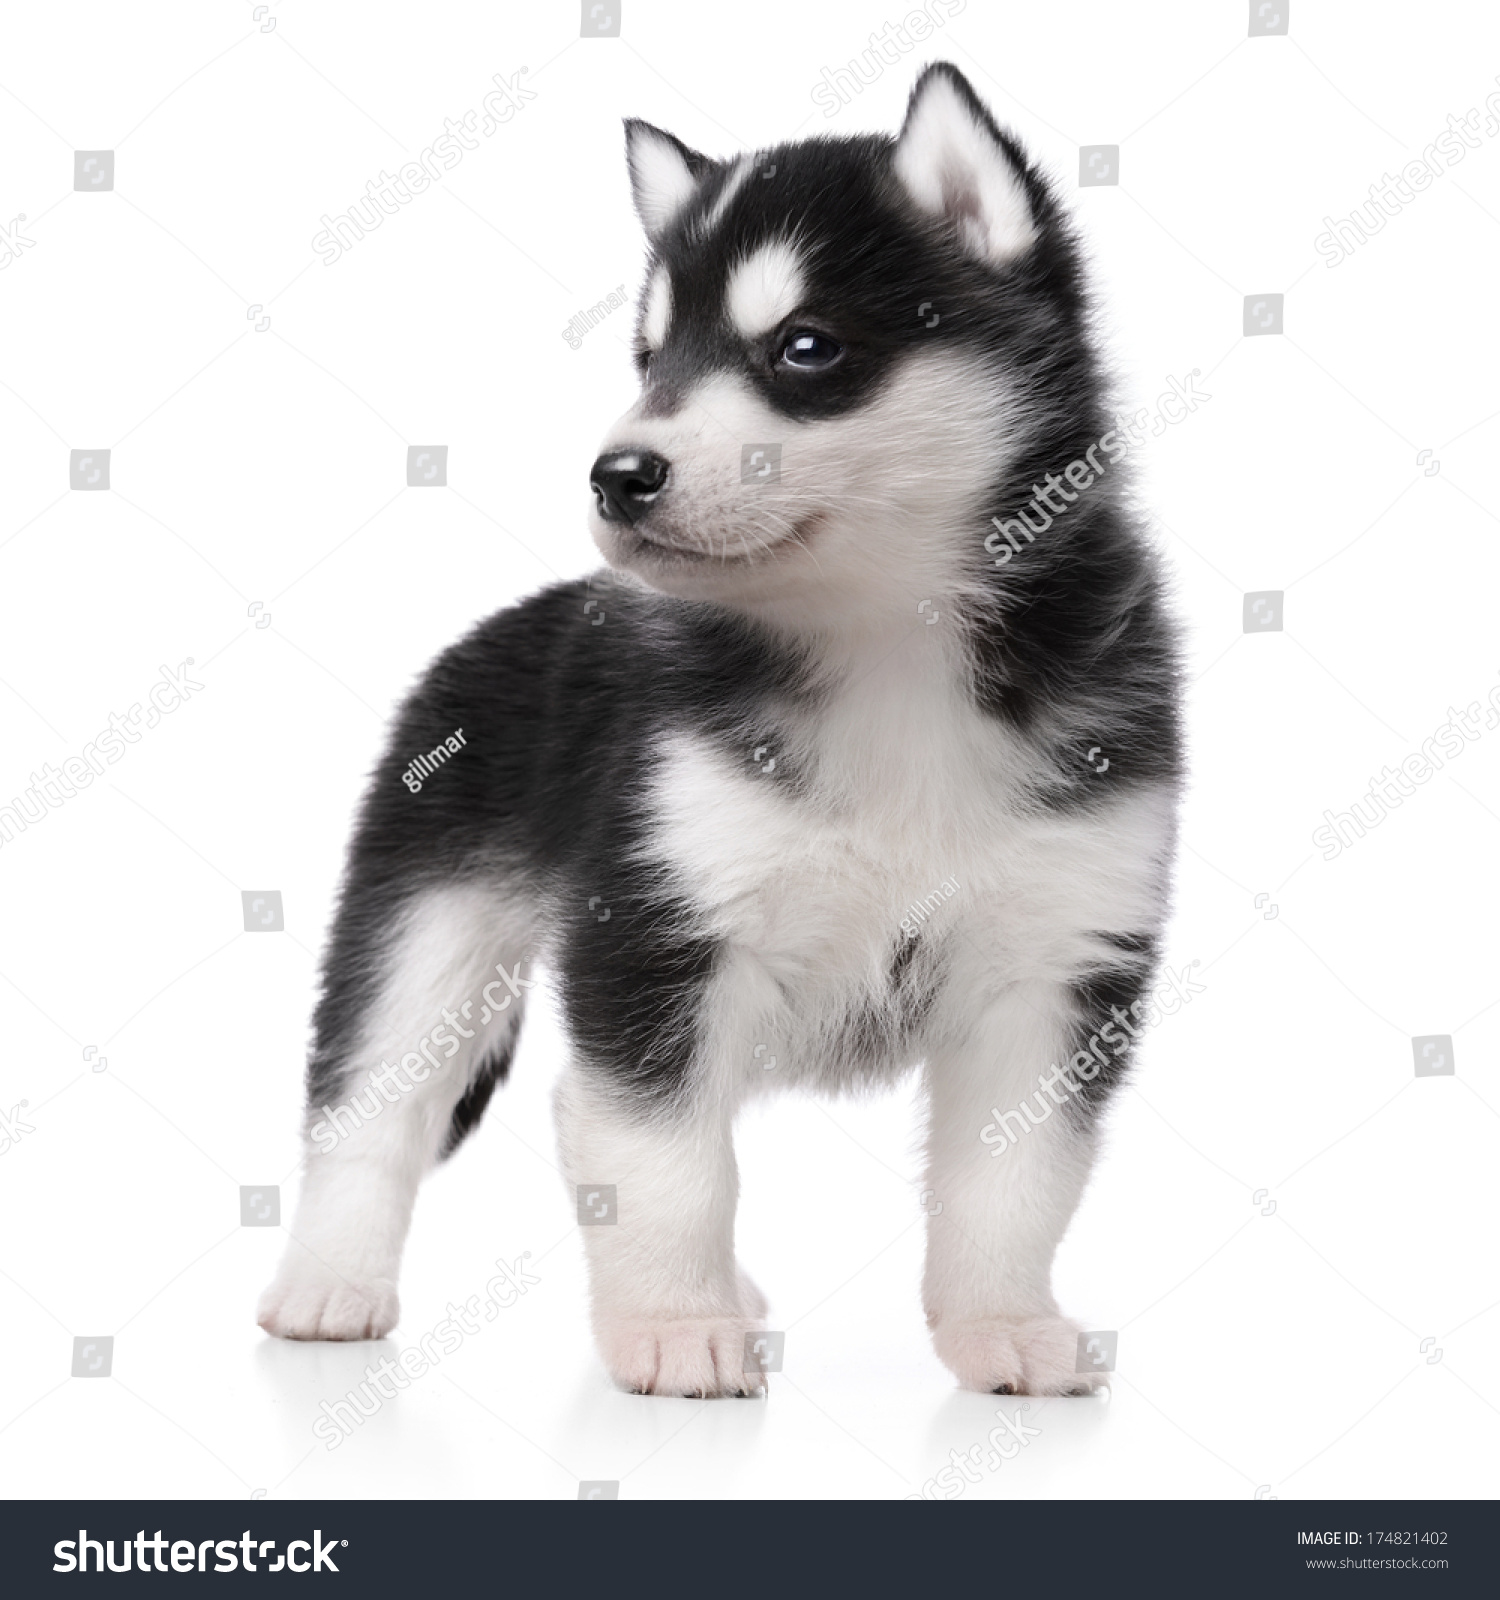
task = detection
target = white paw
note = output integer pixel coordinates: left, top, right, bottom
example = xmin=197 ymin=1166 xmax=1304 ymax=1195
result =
xmin=931 ymin=1314 xmax=1104 ymax=1396
xmin=596 ymin=1316 xmax=765 ymax=1398
xmin=257 ymin=1260 xmax=398 ymax=1341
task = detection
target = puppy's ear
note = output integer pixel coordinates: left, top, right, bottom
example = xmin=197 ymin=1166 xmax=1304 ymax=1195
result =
xmin=893 ymin=63 xmax=1038 ymax=265
xmin=624 ymin=119 xmax=715 ymax=238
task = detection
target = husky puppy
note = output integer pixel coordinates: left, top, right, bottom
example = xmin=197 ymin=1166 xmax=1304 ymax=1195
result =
xmin=259 ymin=63 xmax=1181 ymax=1397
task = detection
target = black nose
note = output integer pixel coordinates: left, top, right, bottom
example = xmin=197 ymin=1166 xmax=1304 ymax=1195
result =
xmin=590 ymin=450 xmax=669 ymax=524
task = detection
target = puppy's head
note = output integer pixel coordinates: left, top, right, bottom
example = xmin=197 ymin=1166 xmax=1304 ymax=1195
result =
xmin=590 ymin=64 xmax=1065 ymax=622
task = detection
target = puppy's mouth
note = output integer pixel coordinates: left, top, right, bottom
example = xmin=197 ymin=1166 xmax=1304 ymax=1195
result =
xmin=619 ymin=513 xmax=825 ymax=566
xmin=626 ymin=525 xmax=720 ymax=563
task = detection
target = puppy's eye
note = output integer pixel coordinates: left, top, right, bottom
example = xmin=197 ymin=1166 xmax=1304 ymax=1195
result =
xmin=779 ymin=331 xmax=843 ymax=370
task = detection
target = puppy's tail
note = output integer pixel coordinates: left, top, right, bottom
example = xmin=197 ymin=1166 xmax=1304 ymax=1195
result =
xmin=440 ymin=1002 xmax=523 ymax=1158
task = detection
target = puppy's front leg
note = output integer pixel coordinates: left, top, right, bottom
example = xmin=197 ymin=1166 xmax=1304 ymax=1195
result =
xmin=922 ymin=981 xmax=1111 ymax=1395
xmin=556 ymin=1068 xmax=765 ymax=1397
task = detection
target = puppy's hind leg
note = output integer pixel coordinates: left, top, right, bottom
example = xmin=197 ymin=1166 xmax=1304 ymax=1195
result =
xmin=258 ymin=882 xmax=533 ymax=1341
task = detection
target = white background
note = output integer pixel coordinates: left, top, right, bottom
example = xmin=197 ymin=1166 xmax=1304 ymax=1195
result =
xmin=1 ymin=0 xmax=1497 ymax=1501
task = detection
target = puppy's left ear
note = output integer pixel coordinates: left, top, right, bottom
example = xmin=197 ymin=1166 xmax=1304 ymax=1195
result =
xmin=624 ymin=119 xmax=716 ymax=239
xmin=893 ymin=64 xmax=1038 ymax=265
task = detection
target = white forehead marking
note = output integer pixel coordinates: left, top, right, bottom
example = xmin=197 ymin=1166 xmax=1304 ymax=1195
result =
xmin=726 ymin=239 xmax=807 ymax=340
xmin=642 ymin=266 xmax=672 ymax=349
xmin=692 ymin=155 xmax=752 ymax=243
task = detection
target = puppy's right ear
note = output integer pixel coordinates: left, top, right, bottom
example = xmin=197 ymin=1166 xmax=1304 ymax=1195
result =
xmin=624 ymin=119 xmax=714 ymax=239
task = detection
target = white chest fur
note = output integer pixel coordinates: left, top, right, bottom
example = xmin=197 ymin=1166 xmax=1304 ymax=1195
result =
xmin=642 ymin=640 xmax=1175 ymax=1088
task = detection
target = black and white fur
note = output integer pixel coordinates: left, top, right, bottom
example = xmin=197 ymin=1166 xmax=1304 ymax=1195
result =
xmin=259 ymin=64 xmax=1182 ymax=1398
